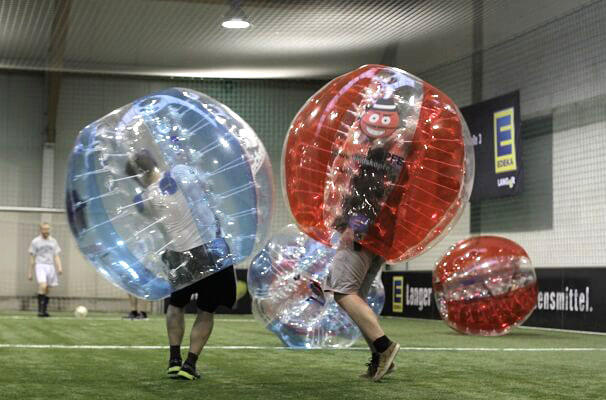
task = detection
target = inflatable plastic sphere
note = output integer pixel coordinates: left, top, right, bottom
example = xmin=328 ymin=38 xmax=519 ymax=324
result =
xmin=433 ymin=236 xmax=538 ymax=336
xmin=66 ymin=88 xmax=273 ymax=300
xmin=282 ymin=64 xmax=474 ymax=262
xmin=248 ymin=225 xmax=385 ymax=348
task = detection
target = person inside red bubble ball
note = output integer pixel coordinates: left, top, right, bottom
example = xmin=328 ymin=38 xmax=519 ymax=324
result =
xmin=326 ymin=90 xmax=404 ymax=382
xmin=331 ymin=93 xmax=407 ymax=242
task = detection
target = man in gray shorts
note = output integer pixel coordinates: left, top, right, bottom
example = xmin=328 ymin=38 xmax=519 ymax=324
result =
xmin=325 ymin=244 xmax=399 ymax=382
xmin=326 ymin=126 xmax=402 ymax=381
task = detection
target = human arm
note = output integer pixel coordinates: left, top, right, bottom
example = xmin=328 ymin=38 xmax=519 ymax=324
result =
xmin=28 ymin=255 xmax=34 ymax=280
xmin=54 ymin=255 xmax=63 ymax=275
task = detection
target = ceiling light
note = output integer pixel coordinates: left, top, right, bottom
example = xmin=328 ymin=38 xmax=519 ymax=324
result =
xmin=222 ymin=0 xmax=250 ymax=29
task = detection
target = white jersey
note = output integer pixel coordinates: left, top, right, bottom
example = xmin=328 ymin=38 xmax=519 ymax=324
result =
xmin=29 ymin=235 xmax=61 ymax=265
xmin=143 ymin=168 xmax=217 ymax=252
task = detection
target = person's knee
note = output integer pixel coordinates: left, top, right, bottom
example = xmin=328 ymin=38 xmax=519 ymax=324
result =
xmin=38 ymin=283 xmax=48 ymax=294
xmin=197 ymin=309 xmax=214 ymax=320
xmin=167 ymin=304 xmax=185 ymax=317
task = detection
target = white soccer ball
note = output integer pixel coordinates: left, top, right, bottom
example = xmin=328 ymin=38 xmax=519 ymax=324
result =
xmin=74 ymin=305 xmax=88 ymax=318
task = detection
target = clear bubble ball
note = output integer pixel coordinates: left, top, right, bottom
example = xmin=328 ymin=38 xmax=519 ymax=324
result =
xmin=248 ymin=225 xmax=385 ymax=348
xmin=66 ymin=88 xmax=273 ymax=300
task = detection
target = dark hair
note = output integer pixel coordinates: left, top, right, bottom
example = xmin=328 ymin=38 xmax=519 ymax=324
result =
xmin=125 ymin=149 xmax=158 ymax=184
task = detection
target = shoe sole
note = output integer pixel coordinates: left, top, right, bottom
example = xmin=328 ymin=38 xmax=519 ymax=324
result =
xmin=176 ymin=370 xmax=199 ymax=380
xmin=359 ymin=363 xmax=395 ymax=379
xmin=372 ymin=343 xmax=400 ymax=382
xmin=167 ymin=366 xmax=181 ymax=378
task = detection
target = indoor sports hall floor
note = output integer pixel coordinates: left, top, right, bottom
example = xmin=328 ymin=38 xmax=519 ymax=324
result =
xmin=1 ymin=312 xmax=605 ymax=400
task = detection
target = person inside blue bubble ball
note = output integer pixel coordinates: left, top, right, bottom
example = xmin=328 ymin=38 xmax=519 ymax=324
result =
xmin=125 ymin=149 xmax=236 ymax=381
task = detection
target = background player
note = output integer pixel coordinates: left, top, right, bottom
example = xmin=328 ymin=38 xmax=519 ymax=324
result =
xmin=28 ymin=223 xmax=63 ymax=317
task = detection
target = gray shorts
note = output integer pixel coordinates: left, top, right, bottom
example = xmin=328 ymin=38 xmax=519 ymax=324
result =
xmin=325 ymin=247 xmax=384 ymax=297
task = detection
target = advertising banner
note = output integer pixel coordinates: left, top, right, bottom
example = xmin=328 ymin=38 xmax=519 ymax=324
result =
xmin=461 ymin=91 xmax=523 ymax=201
xmin=382 ymin=268 xmax=606 ymax=332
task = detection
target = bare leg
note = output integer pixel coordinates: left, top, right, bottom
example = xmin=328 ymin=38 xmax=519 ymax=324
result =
xmin=188 ymin=310 xmax=214 ymax=355
xmin=38 ymin=283 xmax=48 ymax=295
xmin=335 ymin=293 xmax=384 ymax=342
xmin=166 ymin=305 xmax=186 ymax=346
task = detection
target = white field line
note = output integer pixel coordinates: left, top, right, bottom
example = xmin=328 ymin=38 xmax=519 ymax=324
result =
xmin=0 ymin=344 xmax=605 ymax=351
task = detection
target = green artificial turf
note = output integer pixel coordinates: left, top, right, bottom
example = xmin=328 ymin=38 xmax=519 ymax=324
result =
xmin=1 ymin=312 xmax=605 ymax=400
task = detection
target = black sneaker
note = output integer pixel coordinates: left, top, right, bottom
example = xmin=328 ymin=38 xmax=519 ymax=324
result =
xmin=123 ymin=311 xmax=138 ymax=319
xmin=167 ymin=359 xmax=182 ymax=378
xmin=360 ymin=353 xmax=379 ymax=379
xmin=37 ymin=312 xmax=45 ymax=318
xmin=136 ymin=311 xmax=148 ymax=320
xmin=41 ymin=312 xmax=51 ymax=318
xmin=176 ymin=362 xmax=200 ymax=380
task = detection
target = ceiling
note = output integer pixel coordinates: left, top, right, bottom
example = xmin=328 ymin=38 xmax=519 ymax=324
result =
xmin=0 ymin=0 xmax=597 ymax=79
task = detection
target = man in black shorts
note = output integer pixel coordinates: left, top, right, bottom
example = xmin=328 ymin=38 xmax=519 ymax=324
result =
xmin=164 ymin=252 xmax=236 ymax=381
xmin=126 ymin=149 xmax=236 ymax=381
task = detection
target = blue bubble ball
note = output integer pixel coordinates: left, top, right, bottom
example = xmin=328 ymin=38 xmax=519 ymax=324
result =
xmin=66 ymin=88 xmax=274 ymax=300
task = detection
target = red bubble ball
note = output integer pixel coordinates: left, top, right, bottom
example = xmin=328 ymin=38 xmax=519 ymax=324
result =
xmin=433 ymin=236 xmax=538 ymax=336
xmin=282 ymin=64 xmax=474 ymax=262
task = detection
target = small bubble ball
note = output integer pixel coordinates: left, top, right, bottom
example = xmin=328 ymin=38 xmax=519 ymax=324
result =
xmin=433 ymin=236 xmax=538 ymax=336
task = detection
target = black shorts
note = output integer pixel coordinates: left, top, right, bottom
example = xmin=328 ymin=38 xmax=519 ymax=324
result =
xmin=162 ymin=239 xmax=232 ymax=288
xmin=169 ymin=266 xmax=237 ymax=313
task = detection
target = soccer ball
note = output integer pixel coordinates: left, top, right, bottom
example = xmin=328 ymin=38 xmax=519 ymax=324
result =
xmin=74 ymin=305 xmax=88 ymax=319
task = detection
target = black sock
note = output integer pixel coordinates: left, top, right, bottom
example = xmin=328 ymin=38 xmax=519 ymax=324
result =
xmin=184 ymin=352 xmax=198 ymax=367
xmin=169 ymin=345 xmax=181 ymax=361
xmin=373 ymin=336 xmax=392 ymax=353
xmin=37 ymin=294 xmax=44 ymax=313
xmin=42 ymin=295 xmax=49 ymax=313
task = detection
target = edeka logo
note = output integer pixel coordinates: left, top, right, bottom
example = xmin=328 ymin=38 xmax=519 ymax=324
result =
xmin=393 ymin=276 xmax=404 ymax=313
xmin=494 ymin=108 xmax=517 ymax=174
